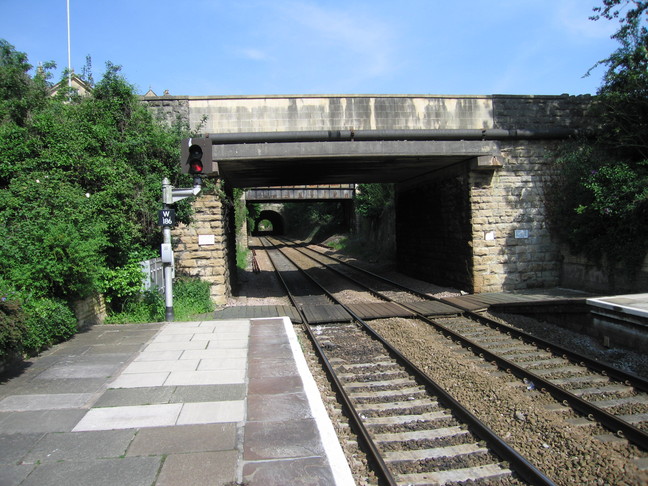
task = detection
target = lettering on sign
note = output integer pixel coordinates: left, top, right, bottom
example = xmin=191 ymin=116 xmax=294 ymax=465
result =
xmin=158 ymin=209 xmax=176 ymax=226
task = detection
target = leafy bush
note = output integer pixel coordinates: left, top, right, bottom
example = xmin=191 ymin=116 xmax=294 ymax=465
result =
xmin=355 ymin=183 xmax=394 ymax=219
xmin=173 ymin=278 xmax=214 ymax=320
xmin=0 ymin=42 xmax=191 ymax=306
xmin=21 ymin=297 xmax=78 ymax=354
xmin=105 ymin=290 xmax=164 ymax=324
xmin=544 ymin=143 xmax=648 ymax=274
xmin=105 ymin=278 xmax=213 ymax=323
xmin=99 ymin=256 xmax=152 ymax=308
xmin=282 ymin=201 xmax=347 ymax=241
xmin=0 ymin=281 xmax=28 ymax=358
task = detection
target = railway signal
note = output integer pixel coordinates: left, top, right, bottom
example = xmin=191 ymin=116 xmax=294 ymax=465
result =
xmin=181 ymin=138 xmax=216 ymax=175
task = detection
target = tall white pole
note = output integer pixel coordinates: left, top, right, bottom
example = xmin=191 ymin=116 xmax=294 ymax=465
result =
xmin=67 ymin=0 xmax=71 ymax=88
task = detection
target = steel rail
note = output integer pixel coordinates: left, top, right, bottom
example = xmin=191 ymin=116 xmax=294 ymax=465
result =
xmin=258 ymin=238 xmax=398 ymax=485
xmin=263 ymin=237 xmax=556 ymax=486
xmin=296 ymin=238 xmax=648 ymax=394
xmin=280 ymin=239 xmax=648 ymax=451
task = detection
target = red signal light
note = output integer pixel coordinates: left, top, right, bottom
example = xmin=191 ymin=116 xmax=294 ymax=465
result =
xmin=188 ymin=145 xmax=204 ymax=175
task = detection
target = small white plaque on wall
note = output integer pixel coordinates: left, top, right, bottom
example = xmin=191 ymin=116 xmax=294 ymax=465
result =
xmin=485 ymin=231 xmax=496 ymax=241
xmin=198 ymin=234 xmax=215 ymax=246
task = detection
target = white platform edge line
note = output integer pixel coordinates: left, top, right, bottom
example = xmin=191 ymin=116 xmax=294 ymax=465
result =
xmin=279 ymin=316 xmax=356 ymax=486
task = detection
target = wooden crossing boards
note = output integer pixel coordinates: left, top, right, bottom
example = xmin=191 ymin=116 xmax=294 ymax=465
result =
xmin=441 ymin=289 xmax=592 ymax=313
xmin=300 ymin=305 xmax=352 ymax=324
xmin=346 ymin=302 xmax=415 ymax=319
xmin=214 ymin=305 xmax=303 ymax=323
xmin=212 ymin=290 xmax=586 ymax=325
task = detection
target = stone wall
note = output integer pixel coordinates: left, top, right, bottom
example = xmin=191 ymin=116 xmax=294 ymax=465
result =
xmin=470 ymin=141 xmax=562 ymax=292
xmin=73 ymin=294 xmax=107 ymax=329
xmin=396 ymin=140 xmax=564 ymax=293
xmin=491 ymin=95 xmax=592 ymax=131
xmin=561 ymin=248 xmax=648 ymax=293
xmin=172 ymin=192 xmax=231 ymax=305
xmin=142 ymin=95 xmax=190 ymax=127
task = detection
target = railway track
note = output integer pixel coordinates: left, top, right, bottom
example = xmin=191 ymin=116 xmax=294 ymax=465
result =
xmin=271 ymin=238 xmax=648 ymax=452
xmin=260 ymin=237 xmax=553 ymax=485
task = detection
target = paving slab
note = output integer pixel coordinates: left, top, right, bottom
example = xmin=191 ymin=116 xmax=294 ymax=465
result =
xmin=163 ymin=369 xmax=245 ymax=386
xmin=248 ymin=375 xmax=305 ymax=395
xmin=248 ymin=357 xmax=299 ymax=378
xmin=176 ymin=400 xmax=245 ymax=424
xmin=73 ymin=403 xmax=183 ymax=431
xmin=133 ymin=349 xmax=183 ymax=361
xmin=0 ymin=409 xmax=88 ymax=433
xmin=2 ymin=377 xmax=108 ymax=394
xmin=0 ymin=464 xmax=34 ymax=486
xmin=0 ymin=393 xmax=94 ymax=411
xmin=108 ymin=371 xmax=169 ymax=389
xmin=155 ymin=451 xmax=238 ymax=486
xmin=122 ymin=359 xmax=200 ymax=373
xmin=0 ymin=432 xmax=45 ymax=464
xmin=18 ymin=456 xmax=162 ymax=486
xmin=22 ymin=429 xmax=136 ymax=463
xmin=168 ymin=383 xmax=246 ymax=403
xmin=180 ymin=348 xmax=248 ymax=360
xmin=244 ymin=418 xmax=326 ymax=461
xmin=247 ymin=391 xmax=313 ymax=422
xmin=93 ymin=386 xmax=176 ymax=407
xmin=126 ymin=423 xmax=237 ymax=455
xmin=196 ymin=356 xmax=247 ymax=370
xmin=243 ymin=456 xmax=337 ymax=486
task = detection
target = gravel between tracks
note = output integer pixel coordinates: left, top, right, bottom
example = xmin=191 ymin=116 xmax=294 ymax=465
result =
xmin=370 ymin=317 xmax=648 ymax=485
xmin=234 ymin=238 xmax=648 ymax=484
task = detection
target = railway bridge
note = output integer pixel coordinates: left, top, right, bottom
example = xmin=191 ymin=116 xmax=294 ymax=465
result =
xmin=143 ymin=94 xmax=592 ymax=303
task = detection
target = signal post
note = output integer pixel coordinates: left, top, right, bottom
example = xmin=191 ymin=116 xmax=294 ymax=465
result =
xmin=159 ymin=137 xmax=215 ymax=321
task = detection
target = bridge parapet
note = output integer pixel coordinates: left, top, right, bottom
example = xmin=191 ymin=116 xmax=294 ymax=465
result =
xmin=143 ymin=94 xmax=592 ymax=135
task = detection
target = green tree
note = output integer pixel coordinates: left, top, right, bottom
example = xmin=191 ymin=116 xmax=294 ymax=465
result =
xmin=0 ymin=41 xmax=189 ymax=305
xmin=0 ymin=39 xmax=51 ymax=126
xmin=589 ymin=1 xmax=648 ymax=159
xmin=355 ymin=183 xmax=394 ymax=220
xmin=544 ymin=3 xmax=648 ymax=286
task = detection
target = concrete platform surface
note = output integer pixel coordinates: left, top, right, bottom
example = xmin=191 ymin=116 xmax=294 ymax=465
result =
xmin=587 ymin=293 xmax=648 ymax=319
xmin=0 ymin=318 xmax=354 ymax=486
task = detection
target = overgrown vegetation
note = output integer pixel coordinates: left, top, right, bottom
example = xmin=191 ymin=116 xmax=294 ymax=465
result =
xmin=355 ymin=183 xmax=394 ymax=220
xmin=234 ymin=188 xmax=257 ymax=270
xmin=1 ymin=277 xmax=77 ymax=358
xmin=105 ymin=278 xmax=213 ymax=324
xmin=543 ymin=2 xmax=648 ymax=286
xmin=282 ymin=201 xmax=348 ymax=241
xmin=330 ymin=183 xmax=395 ymax=261
xmin=0 ymin=39 xmax=206 ymax=357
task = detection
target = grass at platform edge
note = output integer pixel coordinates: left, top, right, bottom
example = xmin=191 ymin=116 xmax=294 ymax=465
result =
xmin=105 ymin=277 xmax=214 ymax=324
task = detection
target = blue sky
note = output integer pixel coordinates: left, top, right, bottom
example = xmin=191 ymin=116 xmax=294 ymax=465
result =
xmin=1 ymin=0 xmax=620 ymax=96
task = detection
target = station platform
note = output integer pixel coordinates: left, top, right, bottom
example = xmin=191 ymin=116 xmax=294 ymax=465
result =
xmin=0 ymin=318 xmax=354 ymax=486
